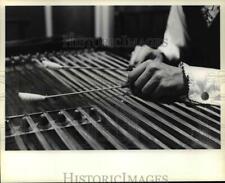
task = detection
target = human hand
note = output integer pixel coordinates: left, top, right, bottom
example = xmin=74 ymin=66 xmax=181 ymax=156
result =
xmin=129 ymin=45 xmax=164 ymax=68
xmin=128 ymin=60 xmax=185 ymax=99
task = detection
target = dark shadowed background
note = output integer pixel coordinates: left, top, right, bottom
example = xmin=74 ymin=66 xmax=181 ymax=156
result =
xmin=6 ymin=6 xmax=169 ymax=45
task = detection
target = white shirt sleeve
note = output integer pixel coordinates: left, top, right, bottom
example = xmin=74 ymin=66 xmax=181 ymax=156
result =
xmin=158 ymin=6 xmax=190 ymax=61
xmin=157 ymin=6 xmax=221 ymax=105
xmin=182 ymin=63 xmax=221 ymax=105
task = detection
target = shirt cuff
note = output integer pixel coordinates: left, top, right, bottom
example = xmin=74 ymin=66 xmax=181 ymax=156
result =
xmin=182 ymin=63 xmax=221 ymax=105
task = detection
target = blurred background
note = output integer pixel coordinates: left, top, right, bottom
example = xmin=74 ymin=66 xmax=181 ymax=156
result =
xmin=6 ymin=6 xmax=169 ymax=48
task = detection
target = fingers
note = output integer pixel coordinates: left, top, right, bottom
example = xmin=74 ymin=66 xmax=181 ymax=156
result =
xmin=129 ymin=45 xmax=153 ymax=67
xmin=128 ymin=61 xmax=149 ymax=84
xmin=130 ymin=46 xmax=141 ymax=66
xmin=133 ymin=64 xmax=155 ymax=90
xmin=150 ymin=84 xmax=166 ymax=99
xmin=128 ymin=60 xmax=166 ymax=99
xmin=137 ymin=45 xmax=152 ymax=64
xmin=141 ymin=74 xmax=160 ymax=96
xmin=128 ymin=59 xmax=184 ymax=99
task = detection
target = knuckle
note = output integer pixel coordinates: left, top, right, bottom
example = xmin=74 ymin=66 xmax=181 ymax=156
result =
xmin=143 ymin=45 xmax=150 ymax=51
xmin=143 ymin=44 xmax=148 ymax=48
xmin=147 ymin=62 xmax=158 ymax=70
xmin=135 ymin=45 xmax=141 ymax=50
xmin=162 ymin=82 xmax=170 ymax=90
xmin=159 ymin=83 xmax=166 ymax=90
xmin=154 ymin=72 xmax=163 ymax=80
xmin=153 ymin=61 xmax=160 ymax=67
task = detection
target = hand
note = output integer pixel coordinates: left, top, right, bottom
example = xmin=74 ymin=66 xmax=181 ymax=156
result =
xmin=128 ymin=60 xmax=185 ymax=99
xmin=129 ymin=45 xmax=164 ymax=67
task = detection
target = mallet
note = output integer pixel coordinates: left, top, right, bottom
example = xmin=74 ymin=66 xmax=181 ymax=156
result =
xmin=41 ymin=60 xmax=130 ymax=71
xmin=18 ymin=83 xmax=129 ymax=102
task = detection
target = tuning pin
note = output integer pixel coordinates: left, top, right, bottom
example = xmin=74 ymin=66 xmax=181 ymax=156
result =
xmin=13 ymin=56 xmax=20 ymax=62
xmin=5 ymin=58 xmax=11 ymax=67
xmin=21 ymin=59 xmax=26 ymax=64
xmin=38 ymin=114 xmax=51 ymax=129
xmin=10 ymin=57 xmax=15 ymax=66
xmin=35 ymin=52 xmax=40 ymax=58
xmin=84 ymin=48 xmax=89 ymax=53
xmin=56 ymin=51 xmax=61 ymax=56
xmin=5 ymin=57 xmax=10 ymax=63
xmin=19 ymin=117 xmax=31 ymax=132
xmin=56 ymin=112 xmax=68 ymax=126
xmin=73 ymin=109 xmax=82 ymax=121
xmin=21 ymin=54 xmax=29 ymax=61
